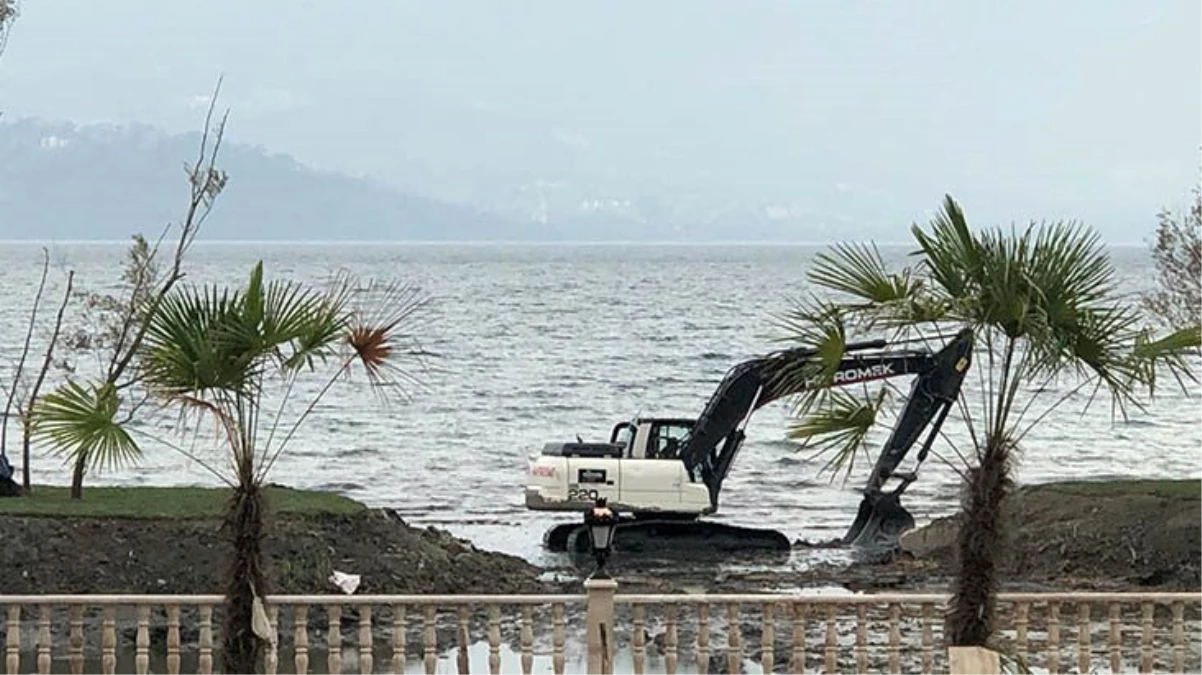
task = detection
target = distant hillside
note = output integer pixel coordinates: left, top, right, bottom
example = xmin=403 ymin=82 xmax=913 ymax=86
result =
xmin=0 ymin=118 xmax=533 ymax=241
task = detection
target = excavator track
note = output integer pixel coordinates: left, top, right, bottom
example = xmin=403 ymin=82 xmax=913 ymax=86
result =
xmin=543 ymin=516 xmax=791 ymax=554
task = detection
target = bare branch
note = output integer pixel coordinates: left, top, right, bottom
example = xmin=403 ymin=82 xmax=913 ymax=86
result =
xmin=2 ymin=247 xmax=49 ymax=453
xmin=19 ymin=270 xmax=74 ymax=490
xmin=0 ymin=0 xmax=18 ymax=64
xmin=106 ymin=78 xmax=229 ymax=383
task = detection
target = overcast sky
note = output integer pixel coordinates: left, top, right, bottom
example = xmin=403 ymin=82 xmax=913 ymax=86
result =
xmin=1 ymin=1 xmax=1199 ymax=242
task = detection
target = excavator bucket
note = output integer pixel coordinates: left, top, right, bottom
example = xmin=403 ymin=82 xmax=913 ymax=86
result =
xmin=841 ymin=329 xmax=974 ymax=552
xmin=840 ymin=490 xmax=916 ymax=550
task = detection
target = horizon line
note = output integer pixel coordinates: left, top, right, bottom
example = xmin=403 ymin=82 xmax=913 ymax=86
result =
xmin=0 ymin=238 xmax=1153 ymax=248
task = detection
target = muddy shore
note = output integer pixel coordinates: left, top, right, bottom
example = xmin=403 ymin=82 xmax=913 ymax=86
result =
xmin=1 ymin=479 xmax=1196 ymax=599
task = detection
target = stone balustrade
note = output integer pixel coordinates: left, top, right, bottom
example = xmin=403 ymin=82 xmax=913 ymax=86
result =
xmin=1 ymin=591 xmax=1197 ymax=673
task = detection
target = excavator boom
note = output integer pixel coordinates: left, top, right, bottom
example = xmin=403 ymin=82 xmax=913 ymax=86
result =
xmin=680 ymin=330 xmax=974 ymax=511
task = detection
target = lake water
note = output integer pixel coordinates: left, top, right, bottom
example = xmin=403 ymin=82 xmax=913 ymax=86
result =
xmin=0 ymin=241 xmax=1197 ymax=574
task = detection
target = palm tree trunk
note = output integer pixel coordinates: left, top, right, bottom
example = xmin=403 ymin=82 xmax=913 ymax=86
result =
xmin=223 ymin=482 xmax=267 ymax=674
xmin=69 ymin=453 xmax=86 ymax=499
xmin=946 ymin=433 xmax=1013 ymax=646
xmin=21 ymin=421 xmax=31 ymax=493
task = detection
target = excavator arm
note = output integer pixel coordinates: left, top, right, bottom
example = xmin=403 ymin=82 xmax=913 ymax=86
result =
xmin=679 ymin=328 xmax=974 ymax=547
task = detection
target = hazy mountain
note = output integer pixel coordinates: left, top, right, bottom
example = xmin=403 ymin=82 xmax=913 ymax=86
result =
xmin=0 ymin=118 xmax=865 ymax=242
xmin=0 ymin=118 xmax=535 ymax=241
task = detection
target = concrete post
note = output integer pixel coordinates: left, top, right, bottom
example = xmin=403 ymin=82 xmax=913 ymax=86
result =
xmin=585 ymin=577 xmax=618 ymax=674
xmin=948 ymin=646 xmax=1001 ymax=674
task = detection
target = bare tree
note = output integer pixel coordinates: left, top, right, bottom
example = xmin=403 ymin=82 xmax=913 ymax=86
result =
xmin=18 ymin=271 xmax=74 ymax=492
xmin=2 ymin=248 xmax=49 ymax=454
xmin=0 ymin=249 xmax=74 ymax=496
xmin=1 ymin=249 xmax=50 ymax=495
xmin=31 ymin=78 xmax=230 ymax=499
xmin=0 ymin=0 xmax=16 ymax=63
xmin=1144 ymin=173 xmax=1202 ymax=331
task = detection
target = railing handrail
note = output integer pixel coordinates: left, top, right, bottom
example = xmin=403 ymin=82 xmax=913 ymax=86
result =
xmin=616 ymin=591 xmax=1201 ymax=604
xmin=0 ymin=594 xmax=585 ymax=605
xmin=0 ymin=591 xmax=1195 ymax=605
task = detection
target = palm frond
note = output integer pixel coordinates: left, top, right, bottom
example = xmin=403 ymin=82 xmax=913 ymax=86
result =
xmin=766 ymin=298 xmax=850 ymax=400
xmin=787 ymin=387 xmax=890 ymax=481
xmin=31 ymin=381 xmax=141 ymax=473
xmin=911 ymin=194 xmax=982 ymax=299
xmin=343 ymin=277 xmax=432 ymax=401
xmin=1127 ymin=324 xmax=1202 ymax=397
xmin=809 ymin=242 xmax=922 ymax=305
xmin=140 ymin=283 xmax=257 ymax=399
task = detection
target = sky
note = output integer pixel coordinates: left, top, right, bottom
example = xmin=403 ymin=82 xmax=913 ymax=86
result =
xmin=1 ymin=1 xmax=1199 ymax=243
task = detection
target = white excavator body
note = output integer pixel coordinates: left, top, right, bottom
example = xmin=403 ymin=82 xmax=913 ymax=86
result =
xmin=525 ymin=418 xmax=713 ymax=516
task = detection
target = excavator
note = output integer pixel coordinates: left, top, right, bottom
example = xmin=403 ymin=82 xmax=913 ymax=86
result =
xmin=524 ymin=328 xmax=974 ymax=554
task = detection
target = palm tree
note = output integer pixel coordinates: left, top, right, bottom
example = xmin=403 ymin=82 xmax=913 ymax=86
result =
xmin=767 ymin=195 xmax=1198 ymax=650
xmin=51 ymin=261 xmax=427 ymax=673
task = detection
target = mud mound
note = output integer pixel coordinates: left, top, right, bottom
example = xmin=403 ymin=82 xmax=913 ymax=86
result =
xmin=0 ymin=508 xmax=547 ymax=595
xmin=900 ymin=479 xmax=1201 ymax=590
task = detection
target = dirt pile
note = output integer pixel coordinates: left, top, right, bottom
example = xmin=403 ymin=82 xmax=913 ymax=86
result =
xmin=898 ymin=479 xmax=1201 ymax=590
xmin=0 ymin=508 xmax=548 ymax=596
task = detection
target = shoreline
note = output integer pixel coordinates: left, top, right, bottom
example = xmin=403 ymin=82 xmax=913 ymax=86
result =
xmin=0 ymin=478 xmax=1197 ymax=599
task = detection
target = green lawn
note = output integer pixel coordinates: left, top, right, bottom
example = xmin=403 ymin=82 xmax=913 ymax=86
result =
xmin=1037 ymin=478 xmax=1201 ymax=500
xmin=0 ymin=484 xmax=367 ymax=518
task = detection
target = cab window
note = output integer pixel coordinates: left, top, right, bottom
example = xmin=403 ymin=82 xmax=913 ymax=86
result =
xmin=647 ymin=422 xmax=691 ymax=459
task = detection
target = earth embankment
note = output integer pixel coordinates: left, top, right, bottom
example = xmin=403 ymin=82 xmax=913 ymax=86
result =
xmin=0 ymin=486 xmax=548 ymax=596
xmin=895 ymin=479 xmax=1201 ymax=590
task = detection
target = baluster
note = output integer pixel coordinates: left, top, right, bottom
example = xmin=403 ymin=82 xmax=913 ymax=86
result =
xmin=295 ymin=605 xmax=311 ymax=675
xmin=632 ymin=605 xmax=646 ymax=674
xmin=790 ymin=603 xmax=807 ymax=675
xmin=1109 ymin=602 xmax=1122 ymax=674
xmin=488 ymin=604 xmax=502 ymax=675
xmin=135 ymin=604 xmax=150 ymax=675
xmin=36 ymin=605 xmax=51 ymax=675
xmin=697 ymin=604 xmax=711 ymax=675
xmin=197 ymin=605 xmax=213 ymax=672
xmin=198 ymin=605 xmax=213 ymax=675
xmin=665 ymin=605 xmax=679 ymax=675
xmin=887 ymin=603 xmax=901 ymax=675
xmin=167 ymin=604 xmax=181 ymax=675
xmin=520 ymin=606 xmax=534 ymax=675
xmin=266 ymin=604 xmax=279 ymax=675
xmin=1172 ymin=601 xmax=1184 ymax=674
xmin=5 ymin=606 xmax=18 ymax=675
xmin=423 ymin=606 xmax=437 ymax=675
xmin=456 ymin=606 xmax=470 ymax=675
xmin=1048 ymin=601 xmax=1061 ymax=675
xmin=726 ymin=603 xmax=740 ymax=675
xmin=391 ymin=605 xmax=406 ymax=675
xmin=817 ymin=600 xmax=836 ymax=667
xmin=69 ymin=605 xmax=85 ymax=675
xmin=1140 ymin=602 xmax=1154 ymax=674
xmin=1015 ymin=601 xmax=1029 ymax=663
xmin=1077 ymin=602 xmax=1092 ymax=675
xmin=329 ymin=605 xmax=343 ymax=675
xmin=761 ymin=603 xmax=775 ymax=675
xmin=854 ymin=604 xmax=867 ymax=674
xmin=102 ymin=607 xmax=116 ymax=675
xmin=552 ymin=603 xmax=566 ymax=675
xmin=359 ymin=606 xmax=374 ymax=675
xmin=921 ymin=603 xmax=934 ymax=674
